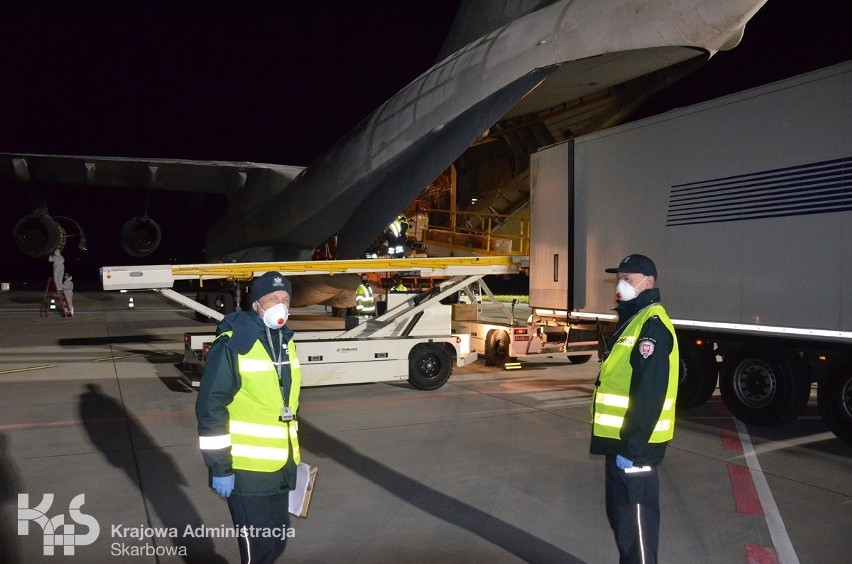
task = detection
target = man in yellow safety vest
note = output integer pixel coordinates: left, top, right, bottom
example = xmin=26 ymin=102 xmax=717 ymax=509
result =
xmin=196 ymin=271 xmax=301 ymax=563
xmin=390 ymin=273 xmax=406 ymax=292
xmin=355 ymin=274 xmax=376 ymax=317
xmin=590 ymin=254 xmax=679 ymax=564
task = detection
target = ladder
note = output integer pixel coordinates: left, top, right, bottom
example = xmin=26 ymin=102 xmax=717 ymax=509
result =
xmin=41 ymin=277 xmax=72 ymax=318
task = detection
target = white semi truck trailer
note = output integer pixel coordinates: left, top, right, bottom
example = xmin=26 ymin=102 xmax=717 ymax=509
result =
xmin=530 ymin=62 xmax=852 ymax=443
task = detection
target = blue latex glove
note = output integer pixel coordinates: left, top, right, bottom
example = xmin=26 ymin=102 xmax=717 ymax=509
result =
xmin=615 ymin=454 xmax=633 ymax=469
xmin=212 ymin=474 xmax=235 ymax=497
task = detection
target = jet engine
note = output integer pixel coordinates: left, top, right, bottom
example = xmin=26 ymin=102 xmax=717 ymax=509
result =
xmin=12 ymin=212 xmax=67 ymax=257
xmin=120 ymin=215 xmax=162 ymax=257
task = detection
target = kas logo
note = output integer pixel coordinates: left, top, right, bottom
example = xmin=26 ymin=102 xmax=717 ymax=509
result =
xmin=18 ymin=493 xmax=100 ymax=556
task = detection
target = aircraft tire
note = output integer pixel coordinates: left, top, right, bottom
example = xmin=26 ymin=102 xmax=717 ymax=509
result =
xmin=194 ymin=292 xmax=218 ymax=323
xmin=219 ymin=292 xmax=235 ymax=315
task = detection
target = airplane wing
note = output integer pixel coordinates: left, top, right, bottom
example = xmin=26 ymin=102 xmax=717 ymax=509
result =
xmin=0 ymin=153 xmax=302 ymax=197
xmin=0 ymin=153 xmax=303 ymax=257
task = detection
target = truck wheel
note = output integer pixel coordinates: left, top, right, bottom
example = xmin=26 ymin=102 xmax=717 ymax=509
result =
xmin=408 ymin=343 xmax=452 ymax=390
xmin=817 ymin=357 xmax=852 ymax=444
xmin=677 ymin=337 xmax=718 ymax=408
xmin=567 ymin=355 xmax=592 ymax=364
xmin=486 ymin=330 xmax=513 ymax=368
xmin=720 ymin=346 xmax=810 ymax=425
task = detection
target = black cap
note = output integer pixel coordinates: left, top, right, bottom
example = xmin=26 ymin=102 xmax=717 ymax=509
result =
xmin=605 ymin=254 xmax=657 ymax=277
xmin=251 ymin=272 xmax=292 ymax=300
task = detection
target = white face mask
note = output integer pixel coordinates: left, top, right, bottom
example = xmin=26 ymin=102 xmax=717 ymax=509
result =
xmin=260 ymin=303 xmax=289 ymax=329
xmin=616 ymin=276 xmax=647 ymax=302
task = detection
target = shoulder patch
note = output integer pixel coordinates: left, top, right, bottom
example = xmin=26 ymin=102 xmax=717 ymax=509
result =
xmin=638 ymin=337 xmax=656 ymax=358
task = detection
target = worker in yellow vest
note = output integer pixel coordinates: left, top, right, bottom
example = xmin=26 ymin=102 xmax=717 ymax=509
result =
xmin=355 ymin=274 xmax=376 ymax=317
xmin=390 ymin=273 xmax=406 ymax=292
xmin=590 ymin=254 xmax=678 ymax=564
xmin=196 ymin=271 xmax=301 ymax=563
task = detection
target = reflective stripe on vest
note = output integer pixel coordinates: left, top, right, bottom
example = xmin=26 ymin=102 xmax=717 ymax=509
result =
xmin=211 ymin=330 xmax=301 ymax=472
xmin=591 ymin=304 xmax=679 ymax=443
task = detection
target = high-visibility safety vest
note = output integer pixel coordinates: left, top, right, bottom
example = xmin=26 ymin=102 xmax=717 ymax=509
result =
xmin=387 ymin=219 xmax=401 ymax=238
xmin=355 ymin=283 xmax=376 ymax=315
xmin=591 ymin=304 xmax=678 ymax=443
xmin=200 ymin=332 xmax=302 ymax=472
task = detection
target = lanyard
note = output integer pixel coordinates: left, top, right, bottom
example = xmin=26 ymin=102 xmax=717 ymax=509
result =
xmin=265 ymin=327 xmax=290 ymax=405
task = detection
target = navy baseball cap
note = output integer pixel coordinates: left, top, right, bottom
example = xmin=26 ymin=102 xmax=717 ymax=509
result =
xmin=605 ymin=254 xmax=657 ymax=277
xmin=251 ymin=272 xmax=292 ymax=300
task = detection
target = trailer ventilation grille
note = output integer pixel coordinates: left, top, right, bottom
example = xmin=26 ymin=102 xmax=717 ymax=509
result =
xmin=666 ymin=156 xmax=851 ymax=226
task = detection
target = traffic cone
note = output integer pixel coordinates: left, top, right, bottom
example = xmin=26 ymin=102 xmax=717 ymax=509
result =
xmin=127 ymin=297 xmax=135 ymax=310
xmin=49 ymin=298 xmax=57 ymax=311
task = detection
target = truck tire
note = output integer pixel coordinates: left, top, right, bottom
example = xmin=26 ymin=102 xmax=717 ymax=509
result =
xmin=485 ymin=330 xmax=513 ymax=368
xmin=817 ymin=357 xmax=852 ymax=444
xmin=720 ymin=345 xmax=810 ymax=425
xmin=408 ymin=343 xmax=452 ymax=390
xmin=567 ymin=355 xmax=592 ymax=364
xmin=677 ymin=337 xmax=718 ymax=408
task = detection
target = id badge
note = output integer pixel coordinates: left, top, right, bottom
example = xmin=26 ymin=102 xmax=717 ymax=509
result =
xmin=280 ymin=406 xmax=294 ymax=421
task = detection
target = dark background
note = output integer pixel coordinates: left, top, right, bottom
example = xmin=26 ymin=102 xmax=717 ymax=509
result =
xmin=0 ymin=0 xmax=850 ymax=290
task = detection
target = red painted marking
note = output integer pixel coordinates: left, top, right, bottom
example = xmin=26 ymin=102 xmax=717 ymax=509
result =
xmin=745 ymin=544 xmax=779 ymax=564
xmin=720 ymin=419 xmax=743 ymax=451
xmin=712 ymin=397 xmax=732 ymax=416
xmin=728 ymin=465 xmax=764 ymax=515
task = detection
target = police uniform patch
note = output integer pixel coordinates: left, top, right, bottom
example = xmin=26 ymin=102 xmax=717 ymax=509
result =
xmin=638 ymin=338 xmax=656 ymax=358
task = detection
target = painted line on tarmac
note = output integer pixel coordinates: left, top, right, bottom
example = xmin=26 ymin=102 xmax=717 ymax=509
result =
xmin=93 ymin=353 xmax=147 ymax=362
xmin=727 ymin=465 xmax=763 ymax=515
xmin=0 ymin=410 xmax=195 ymax=432
xmin=0 ymin=351 xmax=170 ymax=373
xmin=0 ymin=365 xmax=56 ymax=375
xmin=303 ymin=390 xmax=477 ymax=409
xmin=733 ymin=418 xmax=800 ymax=564
xmin=0 ymin=390 xmax=480 ymax=430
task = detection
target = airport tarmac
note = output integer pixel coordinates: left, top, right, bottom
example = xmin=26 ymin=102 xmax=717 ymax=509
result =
xmin=0 ymin=290 xmax=850 ymax=563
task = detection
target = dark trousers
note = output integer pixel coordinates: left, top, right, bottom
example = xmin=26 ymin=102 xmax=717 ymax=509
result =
xmin=227 ymin=493 xmax=290 ymax=564
xmin=604 ymin=456 xmax=660 ymax=564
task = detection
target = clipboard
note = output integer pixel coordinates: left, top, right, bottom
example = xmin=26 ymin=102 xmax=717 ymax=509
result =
xmin=288 ymin=462 xmax=318 ymax=518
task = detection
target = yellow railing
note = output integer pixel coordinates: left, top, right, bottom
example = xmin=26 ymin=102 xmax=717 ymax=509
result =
xmin=418 ymin=208 xmax=529 ymax=256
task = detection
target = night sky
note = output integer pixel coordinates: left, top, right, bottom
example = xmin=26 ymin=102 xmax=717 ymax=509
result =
xmin=0 ymin=0 xmax=849 ymax=289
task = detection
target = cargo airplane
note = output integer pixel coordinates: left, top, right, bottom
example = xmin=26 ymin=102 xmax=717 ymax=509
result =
xmin=1 ymin=0 xmax=767 ymax=307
